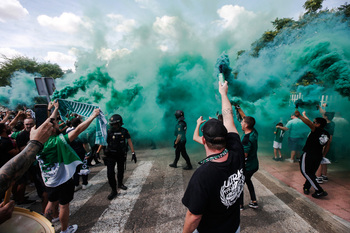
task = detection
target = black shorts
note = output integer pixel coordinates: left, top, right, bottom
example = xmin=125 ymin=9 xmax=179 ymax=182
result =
xmin=46 ymin=178 xmax=75 ymax=205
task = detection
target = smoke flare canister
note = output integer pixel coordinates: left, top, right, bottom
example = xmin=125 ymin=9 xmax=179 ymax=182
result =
xmin=218 ymin=73 xmax=225 ymax=85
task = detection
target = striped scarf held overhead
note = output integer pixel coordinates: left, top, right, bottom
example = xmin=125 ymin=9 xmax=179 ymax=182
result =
xmin=57 ymin=99 xmax=107 ymax=146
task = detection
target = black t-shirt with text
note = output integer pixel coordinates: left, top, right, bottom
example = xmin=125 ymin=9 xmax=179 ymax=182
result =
xmin=182 ymin=133 xmax=245 ymax=232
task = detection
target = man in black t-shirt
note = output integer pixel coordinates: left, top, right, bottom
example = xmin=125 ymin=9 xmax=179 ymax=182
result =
xmin=182 ymin=81 xmax=245 ymax=233
xmin=295 ymin=110 xmax=330 ymax=198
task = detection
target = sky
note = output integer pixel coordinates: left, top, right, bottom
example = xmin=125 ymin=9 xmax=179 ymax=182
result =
xmin=0 ymin=0 xmax=346 ymax=71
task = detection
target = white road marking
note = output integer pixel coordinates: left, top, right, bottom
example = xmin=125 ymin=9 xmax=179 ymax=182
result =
xmin=91 ymin=161 xmax=153 ymax=233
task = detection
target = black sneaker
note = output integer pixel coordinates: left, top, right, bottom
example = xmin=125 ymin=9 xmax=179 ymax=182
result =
xmin=107 ymin=191 xmax=118 ymax=200
xmin=183 ymin=165 xmax=193 ymax=170
xmin=272 ymin=157 xmax=278 ymax=161
xmin=169 ymin=163 xmax=177 ymax=168
xmin=118 ymin=184 xmax=128 ymax=190
xmin=248 ymin=202 xmax=258 ymax=209
xmin=240 ymin=205 xmax=244 ymax=211
xmin=321 ymin=175 xmax=328 ymax=182
xmin=312 ymin=191 xmax=328 ymax=198
xmin=303 ymin=188 xmax=310 ymax=195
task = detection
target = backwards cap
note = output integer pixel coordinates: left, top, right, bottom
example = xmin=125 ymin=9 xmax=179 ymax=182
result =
xmin=201 ymin=118 xmax=227 ymax=144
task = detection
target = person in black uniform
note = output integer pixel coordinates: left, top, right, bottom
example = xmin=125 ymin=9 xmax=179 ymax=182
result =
xmin=169 ymin=110 xmax=192 ymax=170
xmin=104 ymin=114 xmax=136 ymax=200
xmin=295 ymin=110 xmax=330 ymax=198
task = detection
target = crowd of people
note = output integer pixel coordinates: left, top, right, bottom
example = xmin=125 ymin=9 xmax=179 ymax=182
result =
xmin=0 ymin=79 xmax=337 ymax=233
xmin=0 ymin=101 xmax=136 ymax=233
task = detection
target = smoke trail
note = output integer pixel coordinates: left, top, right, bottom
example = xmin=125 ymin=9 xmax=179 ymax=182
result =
xmin=0 ymin=72 xmax=38 ymax=109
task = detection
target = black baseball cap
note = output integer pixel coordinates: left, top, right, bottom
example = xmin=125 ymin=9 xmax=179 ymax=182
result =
xmin=201 ymin=118 xmax=228 ymax=144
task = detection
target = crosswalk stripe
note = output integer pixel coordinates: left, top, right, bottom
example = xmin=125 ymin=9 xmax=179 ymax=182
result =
xmin=69 ymin=167 xmax=108 ymax=215
xmin=91 ymin=161 xmax=153 ymax=233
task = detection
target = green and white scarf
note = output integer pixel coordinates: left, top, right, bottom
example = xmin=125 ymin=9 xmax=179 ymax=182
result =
xmin=57 ymin=99 xmax=107 ymax=146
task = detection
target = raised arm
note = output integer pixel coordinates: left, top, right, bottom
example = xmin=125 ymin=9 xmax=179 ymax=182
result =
xmin=219 ymin=81 xmax=238 ymax=134
xmin=318 ymin=103 xmax=326 ymax=117
xmin=295 ymin=110 xmax=315 ymax=132
xmin=8 ymin=110 xmax=25 ymax=128
xmin=0 ymin=111 xmax=11 ymax=124
xmin=48 ymin=100 xmax=59 ymax=122
xmin=193 ymin=116 xmax=206 ymax=144
xmin=68 ymin=108 xmax=100 ymax=142
xmin=0 ymin=118 xmax=54 ymax=196
xmin=235 ymin=106 xmax=246 ymax=119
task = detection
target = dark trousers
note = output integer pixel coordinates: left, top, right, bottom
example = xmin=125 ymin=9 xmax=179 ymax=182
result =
xmin=174 ymin=141 xmax=191 ymax=166
xmin=239 ymin=167 xmax=258 ymax=205
xmin=87 ymin=145 xmax=100 ymax=165
xmin=300 ymin=152 xmax=323 ymax=192
xmin=73 ymin=164 xmax=88 ymax=186
xmin=104 ymin=155 xmax=125 ymax=191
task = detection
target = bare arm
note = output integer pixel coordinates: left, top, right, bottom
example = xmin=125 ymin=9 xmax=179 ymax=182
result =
xmin=174 ymin=134 xmax=182 ymax=145
xmin=295 ymin=110 xmax=315 ymax=132
xmin=219 ymin=81 xmax=238 ymax=134
xmin=193 ymin=116 xmax=206 ymax=144
xmin=68 ymin=109 xmax=100 ymax=142
xmin=322 ymin=135 xmax=333 ymax=157
xmin=8 ymin=110 xmax=24 ymax=128
xmin=0 ymin=111 xmax=10 ymax=124
xmin=236 ymin=107 xmax=246 ymax=119
xmin=0 ymin=118 xmax=54 ymax=196
xmin=318 ymin=103 xmax=326 ymax=117
xmin=182 ymin=210 xmax=202 ymax=233
xmin=277 ymin=126 xmax=288 ymax=131
xmin=97 ymin=144 xmax=103 ymax=153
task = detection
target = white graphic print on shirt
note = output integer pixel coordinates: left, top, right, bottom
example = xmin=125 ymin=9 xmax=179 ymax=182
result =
xmin=319 ymin=134 xmax=329 ymax=146
xmin=220 ymin=168 xmax=245 ymax=208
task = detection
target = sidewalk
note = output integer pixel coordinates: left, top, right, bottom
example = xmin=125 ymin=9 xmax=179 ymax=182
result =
xmin=259 ymin=154 xmax=350 ymax=223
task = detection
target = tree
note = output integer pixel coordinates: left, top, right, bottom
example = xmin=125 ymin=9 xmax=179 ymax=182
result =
xmin=338 ymin=2 xmax=350 ymax=17
xmin=303 ymin=0 xmax=324 ymax=14
xmin=38 ymin=63 xmax=64 ymax=79
xmin=0 ymin=56 xmax=64 ymax=86
xmin=272 ymin=18 xmax=295 ymax=31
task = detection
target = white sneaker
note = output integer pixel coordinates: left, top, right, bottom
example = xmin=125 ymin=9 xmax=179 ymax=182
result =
xmin=316 ymin=177 xmax=323 ymax=184
xmin=82 ymin=183 xmax=92 ymax=190
xmin=52 ymin=217 xmax=59 ymax=223
xmin=74 ymin=185 xmax=81 ymax=192
xmin=285 ymin=158 xmax=294 ymax=163
xmin=61 ymin=224 xmax=78 ymax=233
xmin=321 ymin=157 xmax=331 ymax=165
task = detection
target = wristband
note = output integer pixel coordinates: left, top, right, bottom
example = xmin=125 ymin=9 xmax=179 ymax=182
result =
xmin=28 ymin=140 xmax=44 ymax=151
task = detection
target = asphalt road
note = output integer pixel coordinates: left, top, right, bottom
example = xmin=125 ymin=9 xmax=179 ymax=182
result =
xmin=15 ymin=147 xmax=350 ymax=233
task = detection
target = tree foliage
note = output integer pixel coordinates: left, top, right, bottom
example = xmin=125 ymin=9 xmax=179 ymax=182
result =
xmin=303 ymin=0 xmax=324 ymax=14
xmin=0 ymin=56 xmax=64 ymax=86
xmin=338 ymin=2 xmax=350 ymax=17
xmin=272 ymin=18 xmax=294 ymax=31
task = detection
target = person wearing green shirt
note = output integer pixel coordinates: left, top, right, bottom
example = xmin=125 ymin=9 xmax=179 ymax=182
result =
xmin=273 ymin=122 xmax=285 ymax=161
xmin=236 ymin=106 xmax=259 ymax=209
